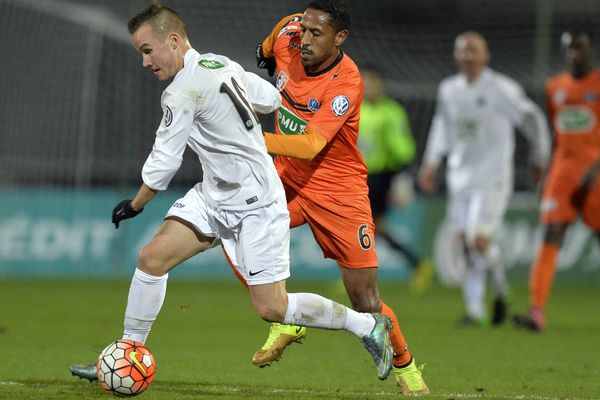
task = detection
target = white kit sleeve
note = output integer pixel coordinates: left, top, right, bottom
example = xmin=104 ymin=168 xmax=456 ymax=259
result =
xmin=242 ymin=71 xmax=281 ymax=115
xmin=423 ymin=85 xmax=450 ymax=166
xmin=141 ymin=91 xmax=196 ymax=191
xmin=497 ymin=78 xmax=551 ymax=167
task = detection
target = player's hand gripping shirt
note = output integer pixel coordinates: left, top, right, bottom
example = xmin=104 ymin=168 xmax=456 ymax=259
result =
xmin=141 ymin=49 xmax=283 ymax=211
xmin=423 ymin=67 xmax=550 ymax=194
xmin=546 ymin=68 xmax=600 ymax=167
xmin=261 ymin=14 xmax=368 ymax=195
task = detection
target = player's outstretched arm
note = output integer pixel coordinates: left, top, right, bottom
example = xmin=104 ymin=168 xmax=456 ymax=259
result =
xmin=263 ymin=128 xmax=327 ymax=161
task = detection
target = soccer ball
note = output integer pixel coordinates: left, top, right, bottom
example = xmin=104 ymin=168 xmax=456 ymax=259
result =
xmin=96 ymin=339 xmax=156 ymax=396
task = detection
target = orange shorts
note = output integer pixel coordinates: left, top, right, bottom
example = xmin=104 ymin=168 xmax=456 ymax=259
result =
xmin=541 ymin=162 xmax=600 ymax=230
xmin=284 ymin=182 xmax=378 ymax=268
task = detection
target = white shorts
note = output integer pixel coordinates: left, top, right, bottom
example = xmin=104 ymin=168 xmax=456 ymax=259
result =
xmin=447 ymin=185 xmax=511 ymax=242
xmin=165 ymin=183 xmax=291 ymax=285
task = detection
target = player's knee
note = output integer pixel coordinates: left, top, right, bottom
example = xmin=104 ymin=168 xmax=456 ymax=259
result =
xmin=544 ymin=223 xmax=567 ymax=245
xmin=137 ymin=245 xmax=169 ymax=276
xmin=473 ymin=236 xmax=491 ymax=253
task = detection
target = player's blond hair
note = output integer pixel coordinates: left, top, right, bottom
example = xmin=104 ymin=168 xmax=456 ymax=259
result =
xmin=127 ymin=0 xmax=187 ymax=40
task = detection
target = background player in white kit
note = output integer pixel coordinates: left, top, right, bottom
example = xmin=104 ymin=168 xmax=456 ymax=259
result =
xmin=418 ymin=31 xmax=550 ymax=326
xmin=70 ymin=0 xmax=394 ymax=382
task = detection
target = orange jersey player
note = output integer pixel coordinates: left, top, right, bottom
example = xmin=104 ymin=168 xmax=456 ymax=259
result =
xmin=249 ymin=0 xmax=428 ymax=395
xmin=514 ymin=30 xmax=600 ymax=332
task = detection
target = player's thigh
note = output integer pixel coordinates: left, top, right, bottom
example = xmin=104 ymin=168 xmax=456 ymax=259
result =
xmin=582 ymin=178 xmax=600 ymax=230
xmin=142 ymin=219 xmax=214 ymax=269
xmin=140 ymin=184 xmax=219 ymax=271
xmin=304 ymin=192 xmax=378 ymax=268
xmin=541 ymin=165 xmax=582 ymax=225
xmin=220 ymin=195 xmax=291 ymax=285
xmin=465 ymin=186 xmax=510 ymax=243
xmin=446 ymin=193 xmax=469 ymax=234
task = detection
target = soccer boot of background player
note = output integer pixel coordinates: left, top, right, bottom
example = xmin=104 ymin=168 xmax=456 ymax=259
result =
xmin=409 ymin=257 xmax=435 ymax=295
xmin=252 ymin=323 xmax=307 ymax=367
xmin=491 ymin=295 xmax=508 ymax=326
xmin=69 ymin=362 xmax=98 ymax=382
xmin=512 ymin=306 xmax=545 ymax=332
xmin=360 ymin=313 xmax=393 ymax=380
xmin=393 ymin=358 xmax=430 ymax=396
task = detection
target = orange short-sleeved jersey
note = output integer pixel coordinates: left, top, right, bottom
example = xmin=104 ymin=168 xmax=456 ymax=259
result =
xmin=546 ymin=69 xmax=600 ymax=167
xmin=262 ymin=14 xmax=368 ymax=195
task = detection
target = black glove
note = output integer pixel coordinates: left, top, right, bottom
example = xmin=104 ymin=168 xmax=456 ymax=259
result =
xmin=112 ymin=199 xmax=143 ymax=229
xmin=256 ymin=44 xmax=276 ymax=77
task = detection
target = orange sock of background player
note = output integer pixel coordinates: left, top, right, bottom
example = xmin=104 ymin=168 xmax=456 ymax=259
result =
xmin=381 ymin=302 xmax=412 ymax=367
xmin=529 ymin=242 xmax=559 ymax=310
xmin=222 ymin=245 xmax=249 ymax=290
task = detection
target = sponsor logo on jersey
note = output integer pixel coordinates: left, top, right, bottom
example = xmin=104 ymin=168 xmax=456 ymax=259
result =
xmin=307 ymin=98 xmax=320 ymax=112
xmin=455 ymin=118 xmax=480 ymax=140
xmin=279 ymin=25 xmax=296 ymax=36
xmin=276 ymin=71 xmax=289 ymax=92
xmin=164 ymin=105 xmax=173 ymax=127
xmin=198 ymin=59 xmax=225 ymax=69
xmin=277 ymin=105 xmax=307 ymax=135
xmin=556 ymin=106 xmax=596 ymax=133
xmin=285 ymin=31 xmax=299 ymax=37
xmin=331 ymin=96 xmax=350 ymax=117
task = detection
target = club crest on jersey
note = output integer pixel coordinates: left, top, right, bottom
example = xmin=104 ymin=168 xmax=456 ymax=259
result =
xmin=276 ymin=71 xmax=289 ymax=92
xmin=308 ymin=98 xmax=320 ymax=112
xmin=553 ymin=89 xmax=566 ymax=105
xmin=164 ymin=105 xmax=173 ymax=127
xmin=584 ymin=91 xmax=597 ymax=103
xmin=331 ymin=96 xmax=350 ymax=117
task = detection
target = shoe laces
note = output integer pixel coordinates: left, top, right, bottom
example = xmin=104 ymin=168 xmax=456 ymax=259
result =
xmin=397 ymin=361 xmax=426 ymax=389
xmin=260 ymin=323 xmax=285 ymax=350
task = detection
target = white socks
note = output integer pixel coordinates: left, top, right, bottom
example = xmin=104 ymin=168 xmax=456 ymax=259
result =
xmin=123 ymin=268 xmax=168 ymax=344
xmin=463 ymin=247 xmax=487 ymax=320
xmin=284 ymin=293 xmax=374 ymax=338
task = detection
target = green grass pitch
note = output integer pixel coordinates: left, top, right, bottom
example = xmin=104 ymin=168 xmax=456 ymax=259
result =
xmin=0 ymin=278 xmax=598 ymax=399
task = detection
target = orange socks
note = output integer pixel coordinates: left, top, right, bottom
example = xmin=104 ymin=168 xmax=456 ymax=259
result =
xmin=381 ymin=302 xmax=412 ymax=367
xmin=529 ymin=242 xmax=559 ymax=310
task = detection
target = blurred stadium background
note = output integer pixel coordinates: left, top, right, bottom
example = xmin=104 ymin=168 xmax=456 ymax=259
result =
xmin=1 ymin=0 xmax=600 ymax=282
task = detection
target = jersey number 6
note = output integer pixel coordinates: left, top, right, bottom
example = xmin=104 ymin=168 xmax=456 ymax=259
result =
xmin=220 ymin=77 xmax=259 ymax=130
xmin=358 ymin=224 xmax=373 ymax=250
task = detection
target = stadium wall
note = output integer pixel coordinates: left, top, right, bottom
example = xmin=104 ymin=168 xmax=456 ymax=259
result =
xmin=1 ymin=189 xmax=598 ymax=283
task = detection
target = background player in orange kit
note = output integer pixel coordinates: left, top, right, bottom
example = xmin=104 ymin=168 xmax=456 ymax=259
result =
xmin=249 ymin=0 xmax=428 ymax=395
xmin=514 ymin=30 xmax=600 ymax=332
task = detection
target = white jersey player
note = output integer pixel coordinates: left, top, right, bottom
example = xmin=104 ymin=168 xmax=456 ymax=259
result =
xmin=70 ymin=2 xmax=394 ymax=383
xmin=419 ymin=31 xmax=550 ymax=325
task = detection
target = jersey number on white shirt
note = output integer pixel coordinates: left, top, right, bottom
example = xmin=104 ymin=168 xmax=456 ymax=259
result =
xmin=220 ymin=77 xmax=259 ymax=130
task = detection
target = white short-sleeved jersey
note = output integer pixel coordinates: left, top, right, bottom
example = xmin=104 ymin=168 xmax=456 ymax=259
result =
xmin=142 ymin=49 xmax=283 ymax=211
xmin=424 ymin=67 xmax=550 ymax=194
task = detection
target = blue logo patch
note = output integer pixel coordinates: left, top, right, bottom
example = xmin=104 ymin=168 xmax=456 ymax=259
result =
xmin=331 ymin=96 xmax=350 ymax=117
xmin=584 ymin=91 xmax=597 ymax=103
xmin=308 ymin=98 xmax=320 ymax=112
xmin=164 ymin=105 xmax=173 ymax=127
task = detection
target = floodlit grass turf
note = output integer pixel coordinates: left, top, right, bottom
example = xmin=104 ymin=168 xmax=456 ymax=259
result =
xmin=0 ymin=279 xmax=599 ymax=399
